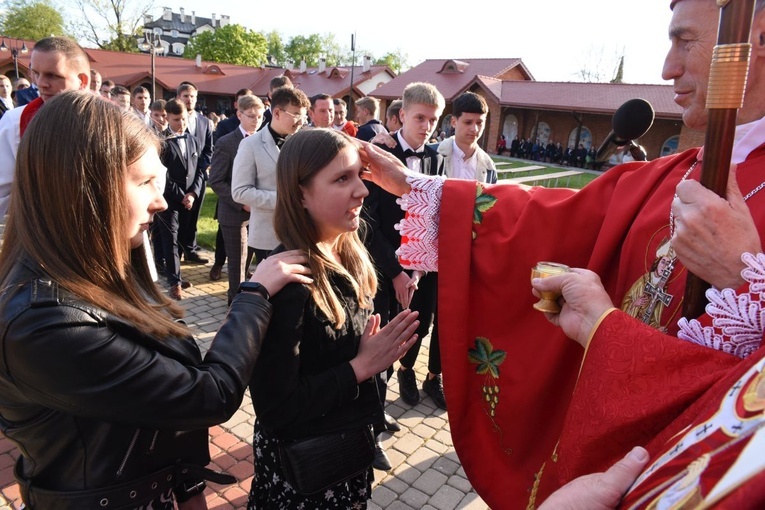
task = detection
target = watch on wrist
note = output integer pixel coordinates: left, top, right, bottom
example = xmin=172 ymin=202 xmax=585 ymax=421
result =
xmin=237 ymin=281 xmax=270 ymax=300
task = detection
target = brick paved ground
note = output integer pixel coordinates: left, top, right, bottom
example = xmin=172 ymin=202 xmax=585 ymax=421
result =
xmin=0 ymin=252 xmax=488 ymax=510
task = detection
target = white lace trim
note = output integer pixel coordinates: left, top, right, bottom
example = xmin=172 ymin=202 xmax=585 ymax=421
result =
xmin=678 ymin=252 xmax=765 ymax=358
xmin=395 ymin=175 xmax=445 ymax=272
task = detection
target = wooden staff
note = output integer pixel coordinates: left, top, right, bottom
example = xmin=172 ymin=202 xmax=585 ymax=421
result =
xmin=682 ymin=0 xmax=758 ymax=318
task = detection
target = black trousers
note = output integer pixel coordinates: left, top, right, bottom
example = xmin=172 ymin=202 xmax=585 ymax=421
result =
xmin=399 ymin=272 xmax=440 ymax=374
xmin=179 ymin=183 xmax=205 ymax=256
xmin=156 ymin=208 xmax=181 ymax=286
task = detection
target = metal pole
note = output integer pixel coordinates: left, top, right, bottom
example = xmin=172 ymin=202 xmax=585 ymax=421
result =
xmin=13 ymin=49 xmax=19 ymax=80
xmin=150 ymin=45 xmax=156 ymax=100
xmin=348 ymin=33 xmax=355 ymax=121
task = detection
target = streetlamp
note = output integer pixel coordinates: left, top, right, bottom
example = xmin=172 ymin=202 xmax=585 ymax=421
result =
xmin=139 ymin=33 xmax=163 ymax=100
xmin=0 ymin=38 xmax=29 ymax=79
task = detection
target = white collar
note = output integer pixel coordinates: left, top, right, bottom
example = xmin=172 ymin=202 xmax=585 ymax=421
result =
xmin=731 ymin=115 xmax=765 ymax=164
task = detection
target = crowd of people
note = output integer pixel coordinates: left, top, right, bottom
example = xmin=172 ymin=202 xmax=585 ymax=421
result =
xmin=501 ymin=136 xmax=599 ymax=168
xmin=0 ymin=0 xmax=764 ymax=507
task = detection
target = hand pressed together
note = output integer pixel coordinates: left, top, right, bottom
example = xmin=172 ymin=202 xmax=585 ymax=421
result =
xmin=350 ymin=309 xmax=419 ymax=382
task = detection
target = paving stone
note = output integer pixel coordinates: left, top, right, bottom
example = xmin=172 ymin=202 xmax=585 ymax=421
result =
xmin=399 ymin=487 xmax=430 ymax=508
xmin=456 ymin=491 xmax=490 ymax=509
xmin=412 ymin=469 xmax=449 ymax=496
xmin=428 ymin=484 xmax=466 ymax=510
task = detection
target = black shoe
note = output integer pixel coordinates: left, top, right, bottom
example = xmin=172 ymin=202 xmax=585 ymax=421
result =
xmin=397 ymin=367 xmax=420 ymax=405
xmin=383 ymin=412 xmax=401 ymax=432
xmin=372 ymin=439 xmax=392 ymax=471
xmin=209 ymin=263 xmax=223 ymax=281
xmin=185 ymin=252 xmax=209 ymax=264
xmin=423 ymin=374 xmax=447 ymax=410
xmin=180 ymin=279 xmax=193 ymax=289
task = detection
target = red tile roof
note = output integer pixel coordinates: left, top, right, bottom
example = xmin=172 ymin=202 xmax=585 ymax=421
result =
xmin=486 ymin=81 xmax=682 ymax=118
xmin=0 ymin=38 xmax=394 ymax=98
xmin=371 ymin=58 xmax=532 ymax=101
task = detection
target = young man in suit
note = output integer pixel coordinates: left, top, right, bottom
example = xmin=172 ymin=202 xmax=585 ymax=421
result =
xmin=156 ymin=99 xmax=203 ymax=300
xmin=362 ymin=82 xmax=446 ymax=470
xmin=176 ymin=82 xmax=214 ymax=264
xmin=231 ymin=86 xmax=310 ymax=264
xmin=208 ymin=95 xmax=265 ymax=304
xmin=437 ymin=91 xmax=497 ymax=184
xmin=355 ymin=96 xmax=387 ymax=142
xmin=259 ymin=75 xmax=293 ymax=131
xmin=213 ymin=88 xmax=253 ymax=143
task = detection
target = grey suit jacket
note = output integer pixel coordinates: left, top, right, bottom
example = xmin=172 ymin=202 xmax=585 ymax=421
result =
xmin=231 ymin=128 xmax=280 ymax=250
xmin=208 ymin=128 xmax=249 ymax=227
xmin=437 ymin=136 xmax=497 ymax=184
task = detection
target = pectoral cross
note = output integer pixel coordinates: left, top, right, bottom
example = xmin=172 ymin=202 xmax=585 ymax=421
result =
xmin=641 ymin=259 xmax=676 ymax=324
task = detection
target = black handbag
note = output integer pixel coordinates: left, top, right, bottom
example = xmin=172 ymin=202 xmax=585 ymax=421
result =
xmin=278 ymin=426 xmax=375 ymax=496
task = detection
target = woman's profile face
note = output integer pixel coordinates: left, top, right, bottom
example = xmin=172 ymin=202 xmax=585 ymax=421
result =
xmin=300 ymin=146 xmax=369 ymax=244
xmin=125 ymin=150 xmax=167 ymax=248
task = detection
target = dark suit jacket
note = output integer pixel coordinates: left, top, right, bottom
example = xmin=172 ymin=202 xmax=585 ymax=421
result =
xmin=208 ymin=129 xmax=249 ymax=226
xmin=213 ymin=116 xmax=240 ymax=143
xmin=258 ymin=108 xmax=272 ymax=131
xmin=356 ymin=119 xmax=387 ymax=142
xmin=362 ymin=132 xmax=443 ymax=279
xmin=190 ymin=111 xmax=213 ymax=172
xmin=161 ymin=135 xmax=203 ymax=209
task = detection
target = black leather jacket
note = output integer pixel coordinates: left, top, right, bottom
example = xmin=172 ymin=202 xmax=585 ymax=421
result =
xmin=0 ymin=259 xmax=271 ymax=504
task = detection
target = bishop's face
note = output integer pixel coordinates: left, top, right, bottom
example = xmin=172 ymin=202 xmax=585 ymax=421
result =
xmin=661 ymin=0 xmax=718 ymax=131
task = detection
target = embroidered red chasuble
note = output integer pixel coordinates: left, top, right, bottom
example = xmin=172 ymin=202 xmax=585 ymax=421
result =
xmin=565 ymin=313 xmax=765 ymax=509
xmin=436 ymin=146 xmax=765 ymax=508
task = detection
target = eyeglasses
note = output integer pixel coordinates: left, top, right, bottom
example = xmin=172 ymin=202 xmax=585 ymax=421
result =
xmin=240 ymin=111 xmax=262 ymax=121
xmin=278 ymin=108 xmax=306 ymax=123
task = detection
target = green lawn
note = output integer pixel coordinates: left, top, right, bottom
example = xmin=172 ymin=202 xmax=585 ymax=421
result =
xmin=491 ymin=157 xmax=599 ymax=189
xmin=198 ymin=187 xmax=218 ymax=250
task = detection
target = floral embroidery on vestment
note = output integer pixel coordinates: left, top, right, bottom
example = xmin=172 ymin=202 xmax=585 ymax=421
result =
xmin=395 ymin=175 xmax=444 ymax=271
xmin=677 ymin=252 xmax=765 ymax=358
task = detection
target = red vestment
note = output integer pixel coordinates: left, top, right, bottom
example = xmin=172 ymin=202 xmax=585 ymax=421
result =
xmin=434 ymin=146 xmax=765 ymax=508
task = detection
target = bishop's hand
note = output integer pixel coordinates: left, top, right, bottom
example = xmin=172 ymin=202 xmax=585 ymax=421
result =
xmin=672 ymin=164 xmax=762 ymax=290
xmin=531 ymin=268 xmax=615 ymax=347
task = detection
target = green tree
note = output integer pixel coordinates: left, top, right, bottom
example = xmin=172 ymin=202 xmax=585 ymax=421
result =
xmin=184 ymin=24 xmax=268 ymax=67
xmin=0 ymin=0 xmax=68 ymax=40
xmin=265 ymin=30 xmax=286 ymax=66
xmin=71 ymin=0 xmax=151 ymax=52
xmin=321 ymin=33 xmax=343 ymax=67
xmin=376 ymin=50 xmax=408 ymax=74
xmin=284 ymin=34 xmax=322 ymax=67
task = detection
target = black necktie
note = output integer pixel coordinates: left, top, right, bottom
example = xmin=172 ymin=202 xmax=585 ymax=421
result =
xmin=275 ymin=137 xmax=286 ymax=149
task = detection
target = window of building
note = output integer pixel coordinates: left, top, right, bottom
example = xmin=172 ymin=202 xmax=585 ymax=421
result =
xmin=661 ymin=135 xmax=680 ymax=157
xmin=171 ymin=29 xmax=179 ymax=38
xmin=568 ymin=126 xmax=592 ymax=150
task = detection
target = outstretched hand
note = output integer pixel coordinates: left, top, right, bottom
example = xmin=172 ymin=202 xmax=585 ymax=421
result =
xmin=672 ymin=164 xmax=762 ymax=290
xmin=531 ymin=268 xmax=614 ymax=347
xmin=350 ymin=309 xmax=419 ymax=382
xmin=357 ymin=140 xmax=415 ymax=197
xmin=250 ymin=250 xmax=312 ymax=298
xmin=538 ymin=447 xmax=649 ymax=510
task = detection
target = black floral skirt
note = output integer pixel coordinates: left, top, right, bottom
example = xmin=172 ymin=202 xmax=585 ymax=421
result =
xmin=247 ymin=423 xmax=373 ymax=510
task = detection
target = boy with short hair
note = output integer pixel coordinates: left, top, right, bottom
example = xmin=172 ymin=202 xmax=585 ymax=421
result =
xmin=362 ymin=82 xmax=446 ymax=470
xmin=437 ymin=91 xmax=497 ymax=184
xmin=155 ymin=99 xmax=202 ymax=300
